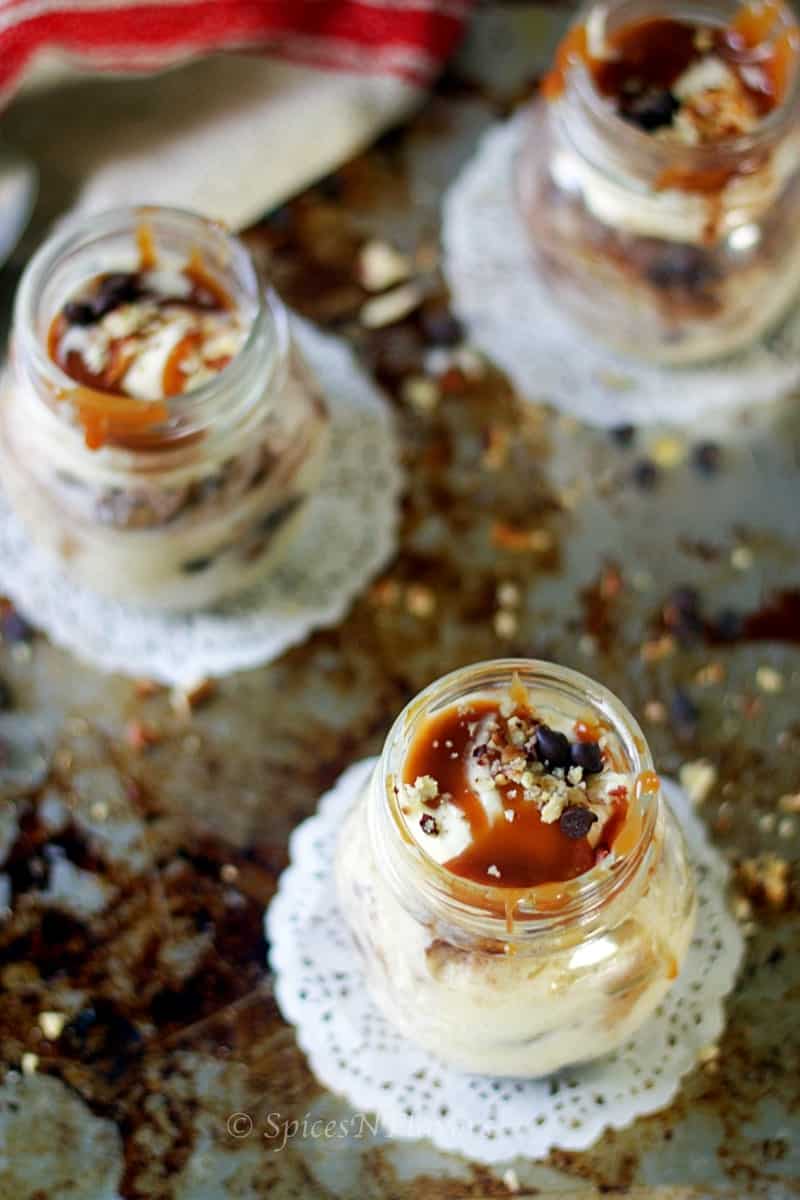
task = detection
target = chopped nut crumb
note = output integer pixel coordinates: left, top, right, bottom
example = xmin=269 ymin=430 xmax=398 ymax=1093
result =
xmin=360 ymin=282 xmax=423 ymax=329
xmin=38 ymin=1011 xmax=66 ymax=1040
xmin=402 ymin=375 xmax=439 ymax=413
xmin=369 ymin=578 xmax=401 ymax=607
xmin=496 ymin=581 xmax=521 ymax=609
xmin=21 ymin=1052 xmax=39 ymax=1075
xmin=358 ymin=239 xmax=411 ymax=292
xmin=170 ymin=678 xmax=216 ymax=717
xmin=650 ymin=434 xmax=686 ymax=469
xmin=695 ymin=662 xmax=725 ymax=687
xmin=134 ymin=678 xmax=161 ymax=699
xmin=487 ymin=863 xmax=501 ymax=878
xmin=125 ymin=719 xmax=160 ymax=751
xmin=491 ymin=522 xmax=553 ymax=554
xmin=482 ymin=426 xmax=510 ymax=470
xmin=756 ymin=665 xmax=783 ymax=694
xmin=731 ymin=545 xmax=754 ymax=571
xmin=640 ymin=636 xmax=676 ymax=663
xmin=698 ymin=1042 xmax=720 ymax=1072
xmin=679 ymin=759 xmax=717 ymax=805
xmin=778 ymin=792 xmax=800 ymax=814
xmin=405 ymin=584 xmax=436 ymax=618
xmin=503 ymin=1167 xmax=521 ymax=1193
xmin=738 ymin=855 xmax=791 ymax=910
xmin=644 ymin=700 xmax=667 ymax=724
xmin=402 ymin=775 xmax=440 ymax=808
xmin=494 ymin=610 xmax=518 ymax=639
xmin=420 ymin=813 xmax=439 ymax=836
xmin=778 ymin=817 xmax=795 ymax=840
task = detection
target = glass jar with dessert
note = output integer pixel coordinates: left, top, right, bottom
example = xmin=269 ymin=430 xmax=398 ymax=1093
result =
xmin=336 ymin=659 xmax=696 ymax=1078
xmin=516 ymin=0 xmax=800 ymax=365
xmin=0 ymin=206 xmax=329 ymax=609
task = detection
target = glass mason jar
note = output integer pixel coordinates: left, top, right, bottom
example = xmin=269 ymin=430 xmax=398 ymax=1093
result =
xmin=0 ymin=206 xmax=329 ymax=610
xmin=336 ymin=659 xmax=696 ymax=1078
xmin=516 ymin=0 xmax=800 ymax=365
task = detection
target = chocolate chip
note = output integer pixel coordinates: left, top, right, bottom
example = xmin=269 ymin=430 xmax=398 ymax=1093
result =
xmin=670 ymin=688 xmax=699 ymax=734
xmin=692 ymin=441 xmax=722 ymax=476
xmin=610 ymin=424 xmax=636 ymax=447
xmin=570 ymin=741 xmax=604 ymax=774
xmin=64 ymin=300 xmax=97 ymax=326
xmin=631 ymin=459 xmax=659 ymax=490
xmin=264 ymin=204 xmax=293 ymax=232
xmin=533 ymin=724 xmax=571 ymax=770
xmin=713 ymin=608 xmax=743 ymax=641
xmin=420 ymin=813 xmax=439 ymax=836
xmin=421 ymin=305 xmax=463 ymax=347
xmin=669 ymin=586 xmax=701 ymax=615
xmin=559 ymin=806 xmax=598 ymax=840
xmin=663 ymin=586 xmax=704 ymax=642
xmin=89 ymin=272 xmax=141 ymax=320
xmin=1 ymin=610 xmax=34 ymax=643
xmin=371 ymin=326 xmax=424 ymax=381
xmin=646 ymin=246 xmax=717 ymax=294
xmin=316 ymin=173 xmax=343 ymax=201
xmin=0 ymin=678 xmax=14 ymax=710
xmin=181 ymin=556 xmax=215 ymax=574
xmin=258 ymin=494 xmax=303 ymax=537
xmin=620 ymin=88 xmax=680 ymax=132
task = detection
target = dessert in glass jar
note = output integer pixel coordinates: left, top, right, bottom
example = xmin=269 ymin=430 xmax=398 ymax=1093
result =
xmin=0 ymin=206 xmax=329 ymax=610
xmin=336 ymin=660 xmax=696 ymax=1077
xmin=516 ymin=0 xmax=800 ymax=364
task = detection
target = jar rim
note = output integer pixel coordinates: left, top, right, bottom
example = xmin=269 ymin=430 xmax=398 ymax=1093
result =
xmin=13 ymin=204 xmax=288 ymax=452
xmin=373 ymin=658 xmax=661 ymax=943
xmin=559 ymin=0 xmax=800 ymax=174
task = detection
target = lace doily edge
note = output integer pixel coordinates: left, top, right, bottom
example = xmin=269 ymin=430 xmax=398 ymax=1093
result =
xmin=441 ymin=117 xmax=800 ymax=426
xmin=0 ymin=321 xmax=404 ymax=685
xmin=266 ymin=760 xmax=745 ymax=1162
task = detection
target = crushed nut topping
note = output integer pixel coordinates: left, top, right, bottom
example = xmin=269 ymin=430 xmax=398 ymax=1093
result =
xmin=420 ymin=813 xmax=439 ymax=836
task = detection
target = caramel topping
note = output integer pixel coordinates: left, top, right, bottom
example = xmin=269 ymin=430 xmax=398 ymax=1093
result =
xmin=732 ymin=0 xmax=785 ymax=48
xmin=541 ymin=23 xmax=589 ymax=100
xmin=47 ymin=244 xmax=242 ymax=449
xmin=64 ymin=385 xmax=168 ymax=452
xmin=136 ymin=222 xmax=157 ymax=272
xmin=162 ymin=331 xmax=203 ymax=398
xmin=544 ymin=1 xmax=798 ymax=123
xmin=636 ymin=769 xmax=661 ymax=798
xmin=184 ymin=248 xmax=234 ymax=312
xmin=402 ymin=700 xmax=629 ymax=889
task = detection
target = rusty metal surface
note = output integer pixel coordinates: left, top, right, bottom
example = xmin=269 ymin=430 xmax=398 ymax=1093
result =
xmin=0 ymin=7 xmax=799 ymax=1197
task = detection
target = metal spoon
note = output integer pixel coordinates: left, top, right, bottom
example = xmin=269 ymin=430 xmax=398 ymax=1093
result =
xmin=0 ymin=149 xmax=37 ymax=269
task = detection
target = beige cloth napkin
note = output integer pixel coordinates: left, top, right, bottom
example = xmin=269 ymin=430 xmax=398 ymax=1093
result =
xmin=2 ymin=51 xmax=419 ymax=231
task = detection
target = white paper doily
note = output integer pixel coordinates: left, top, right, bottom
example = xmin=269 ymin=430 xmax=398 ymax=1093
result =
xmin=267 ymin=758 xmax=744 ymax=1164
xmin=0 ymin=320 xmax=401 ymax=684
xmin=442 ymin=114 xmax=800 ymax=427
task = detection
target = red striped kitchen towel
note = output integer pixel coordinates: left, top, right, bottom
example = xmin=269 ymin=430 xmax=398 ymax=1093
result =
xmin=0 ymin=0 xmax=473 ymax=104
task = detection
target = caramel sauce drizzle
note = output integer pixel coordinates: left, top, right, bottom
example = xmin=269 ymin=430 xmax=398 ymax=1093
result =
xmin=136 ymin=221 xmax=157 ymax=271
xmin=542 ymin=0 xmax=799 ymax=203
xmin=50 ymin=223 xmax=235 ymax=451
xmin=402 ymin=700 xmax=633 ymax=898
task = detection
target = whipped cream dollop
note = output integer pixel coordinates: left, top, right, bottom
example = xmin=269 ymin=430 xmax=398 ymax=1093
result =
xmin=52 ymin=261 xmax=247 ymax=402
